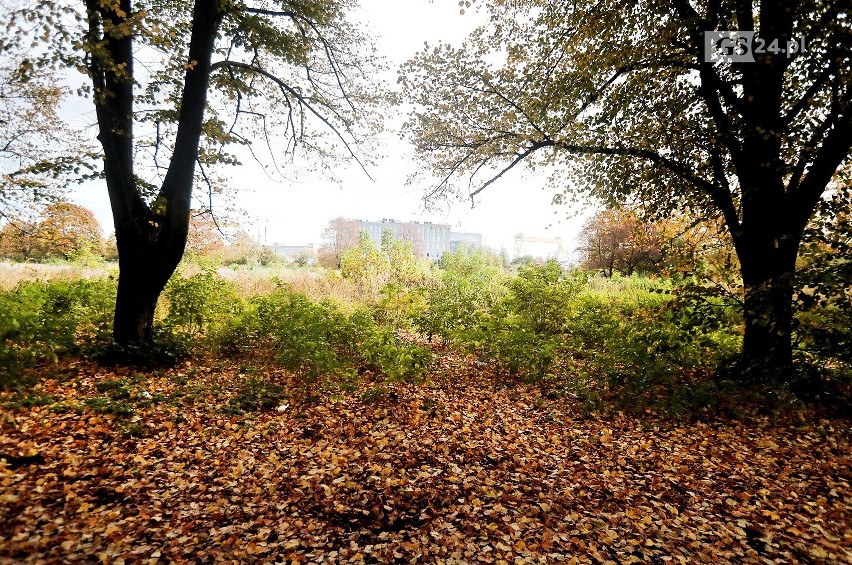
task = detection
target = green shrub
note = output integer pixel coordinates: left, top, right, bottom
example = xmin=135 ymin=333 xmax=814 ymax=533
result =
xmin=417 ymin=246 xmax=506 ymax=341
xmin=582 ymin=300 xmax=742 ymax=405
xmin=421 ymin=260 xmax=743 ymax=404
xmin=341 ymin=232 xmax=389 ymax=298
xmin=466 ymin=317 xmax=569 ymax=381
xmin=0 ymin=278 xmax=115 ymax=388
xmin=359 ymin=320 xmax=431 ymax=383
xmin=376 ymin=282 xmax=427 ymax=329
xmin=433 ymin=262 xmax=582 ymax=381
xmin=161 ymin=265 xmax=242 ymax=351
xmin=217 ymin=285 xmax=432 ymax=392
xmin=504 ymin=262 xmax=587 ymax=335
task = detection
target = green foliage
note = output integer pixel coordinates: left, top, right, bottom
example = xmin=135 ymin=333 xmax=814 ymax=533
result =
xmin=255 ymin=289 xmax=359 ymax=384
xmin=69 ymin=244 xmax=106 ymax=267
xmin=418 ymin=257 xmax=743 ymax=409
xmin=160 ymin=264 xmax=243 ymax=353
xmin=219 ymin=284 xmax=432 ymax=393
xmin=417 ymin=246 xmax=506 ymax=340
xmin=794 ymin=182 xmax=852 ymax=371
xmin=455 ymin=262 xmax=584 ymax=382
xmin=0 ymin=279 xmax=115 ymax=388
xmin=505 ymin=262 xmax=587 ymax=334
xmin=376 ymin=282 xmax=427 ymax=329
xmin=358 ymin=319 xmax=432 ymax=384
xmin=374 ymin=232 xmax=433 ymax=327
xmin=341 ymin=231 xmax=390 ymax=297
xmin=83 ymin=396 xmax=136 ymax=418
xmin=4 ymin=390 xmax=55 ymax=409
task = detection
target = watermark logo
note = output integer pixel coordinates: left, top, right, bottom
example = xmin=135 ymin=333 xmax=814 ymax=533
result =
xmin=704 ymin=31 xmax=807 ymax=63
xmin=705 ymin=31 xmax=755 ymax=63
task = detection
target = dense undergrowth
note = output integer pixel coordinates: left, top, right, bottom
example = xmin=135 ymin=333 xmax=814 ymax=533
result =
xmin=1 ymin=243 xmax=849 ymax=417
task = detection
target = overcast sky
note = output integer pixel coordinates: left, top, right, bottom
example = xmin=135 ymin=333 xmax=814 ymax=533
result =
xmin=69 ymin=0 xmax=592 ymax=258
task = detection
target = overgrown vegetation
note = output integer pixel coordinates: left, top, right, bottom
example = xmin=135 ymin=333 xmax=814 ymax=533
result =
xmin=2 ymin=230 xmax=848 ymax=416
xmin=0 ymin=278 xmax=115 ymax=387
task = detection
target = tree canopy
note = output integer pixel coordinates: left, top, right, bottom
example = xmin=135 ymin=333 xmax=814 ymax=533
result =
xmin=401 ymin=0 xmax=852 ymax=380
xmin=401 ymin=0 xmax=850 ymax=216
xmin=0 ymin=64 xmax=95 ymax=221
xmin=0 ymin=0 xmax=384 ymax=345
xmin=0 ymin=202 xmax=103 ymax=260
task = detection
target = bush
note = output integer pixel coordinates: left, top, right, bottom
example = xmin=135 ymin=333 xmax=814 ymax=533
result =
xmin=418 ymin=258 xmax=744 ymax=408
xmin=217 ymin=284 xmax=432 ymax=393
xmin=0 ymin=279 xmax=115 ymax=388
xmin=426 ymin=262 xmax=587 ymax=382
xmin=551 ymin=282 xmax=741 ymax=411
xmin=465 ymin=315 xmax=569 ymax=381
xmin=160 ymin=265 xmax=243 ymax=351
xmin=504 ymin=261 xmax=587 ymax=334
xmin=417 ymin=246 xmax=506 ymax=341
xmin=376 ymin=282 xmax=427 ymax=329
xmin=357 ymin=314 xmax=431 ymax=383
xmin=341 ymin=232 xmax=389 ymax=298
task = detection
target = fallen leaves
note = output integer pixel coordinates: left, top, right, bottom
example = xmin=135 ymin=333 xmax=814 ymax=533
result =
xmin=0 ymin=355 xmax=850 ymax=563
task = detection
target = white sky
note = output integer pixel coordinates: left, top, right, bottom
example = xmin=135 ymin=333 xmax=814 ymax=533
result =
xmin=68 ymin=0 xmax=593 ymax=258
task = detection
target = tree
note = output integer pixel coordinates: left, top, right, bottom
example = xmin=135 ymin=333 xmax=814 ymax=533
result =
xmin=396 ymin=222 xmax=426 ymax=259
xmin=381 ymin=228 xmax=426 ymax=286
xmin=318 ymin=216 xmax=361 ymax=269
xmin=220 ymin=229 xmax=262 ymax=265
xmin=401 ymin=0 xmax=852 ymax=381
xmin=185 ymin=212 xmax=226 ymax=258
xmin=3 ymin=0 xmax=381 ymax=346
xmin=0 ymin=202 xmax=103 ymax=260
xmin=0 ymin=63 xmax=95 ymax=221
xmin=793 ymin=168 xmax=852 ymax=366
xmin=33 ymin=202 xmax=104 ymax=259
xmin=577 ymin=208 xmax=664 ymax=278
xmin=0 ymin=218 xmax=39 ymax=260
xmin=341 ymin=230 xmax=389 ymax=295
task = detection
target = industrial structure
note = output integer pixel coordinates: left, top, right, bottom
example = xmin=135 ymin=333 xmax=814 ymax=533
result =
xmin=514 ymin=233 xmax=566 ymax=261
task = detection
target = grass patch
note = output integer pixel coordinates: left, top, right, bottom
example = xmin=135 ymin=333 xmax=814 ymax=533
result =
xmin=5 ymin=391 xmax=56 ymax=409
xmin=84 ymin=397 xmax=136 ymax=417
xmin=227 ymin=378 xmax=287 ymax=414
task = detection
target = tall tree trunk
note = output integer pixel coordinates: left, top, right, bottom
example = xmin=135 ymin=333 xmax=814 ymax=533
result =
xmin=114 ymin=267 xmax=160 ymax=346
xmin=737 ymin=231 xmax=801 ymax=381
xmin=85 ymin=0 xmax=223 ymax=347
xmin=112 ymin=216 xmax=189 ymax=346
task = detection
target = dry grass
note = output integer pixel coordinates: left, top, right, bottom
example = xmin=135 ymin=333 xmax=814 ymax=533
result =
xmin=0 ymin=260 xmax=368 ymax=305
xmin=0 ymin=261 xmax=114 ymax=291
xmin=215 ymin=265 xmax=370 ymax=304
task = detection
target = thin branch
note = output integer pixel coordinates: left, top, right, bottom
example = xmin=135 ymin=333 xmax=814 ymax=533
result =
xmin=209 ymin=60 xmax=372 ymax=180
xmin=468 ymin=139 xmax=553 ymax=203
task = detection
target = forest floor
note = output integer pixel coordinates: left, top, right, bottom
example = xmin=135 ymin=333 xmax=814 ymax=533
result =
xmin=1 ymin=353 xmax=850 ymax=564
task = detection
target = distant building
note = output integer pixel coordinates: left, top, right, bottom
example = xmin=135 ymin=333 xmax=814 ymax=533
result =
xmin=357 ymin=218 xmax=483 ymax=260
xmin=267 ymin=242 xmax=317 ymax=262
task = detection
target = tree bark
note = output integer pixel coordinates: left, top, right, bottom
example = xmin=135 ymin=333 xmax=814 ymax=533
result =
xmin=113 ymin=269 xmax=160 ymax=346
xmin=738 ymin=236 xmax=800 ymax=381
xmin=85 ymin=0 xmax=223 ymax=347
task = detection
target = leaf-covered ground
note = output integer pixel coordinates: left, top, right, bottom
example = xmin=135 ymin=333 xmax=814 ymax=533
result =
xmin=1 ymin=355 xmax=850 ymax=564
